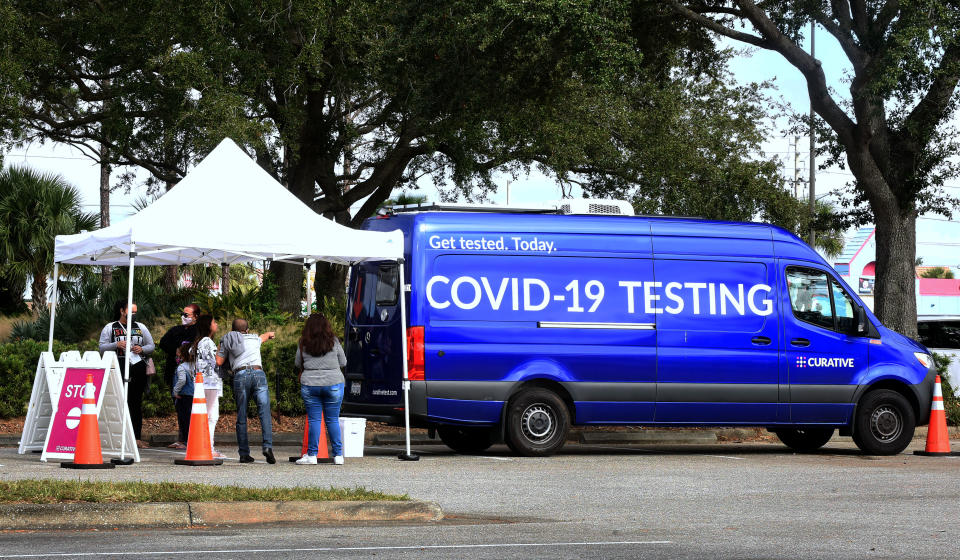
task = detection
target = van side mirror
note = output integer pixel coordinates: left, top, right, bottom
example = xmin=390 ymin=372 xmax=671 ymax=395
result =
xmin=856 ymin=307 xmax=868 ymax=335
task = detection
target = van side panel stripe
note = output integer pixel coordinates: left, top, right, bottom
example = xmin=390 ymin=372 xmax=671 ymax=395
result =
xmin=427 ymin=381 xmax=858 ymax=404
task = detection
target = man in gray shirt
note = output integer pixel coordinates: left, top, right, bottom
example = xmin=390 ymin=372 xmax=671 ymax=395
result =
xmin=217 ymin=319 xmax=276 ymax=464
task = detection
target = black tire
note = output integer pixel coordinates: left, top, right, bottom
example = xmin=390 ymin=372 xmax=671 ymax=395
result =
xmin=504 ymin=388 xmax=570 ymax=457
xmin=852 ymin=389 xmax=916 ymax=455
xmin=437 ymin=426 xmax=495 ymax=454
xmin=774 ymin=427 xmax=835 ymax=452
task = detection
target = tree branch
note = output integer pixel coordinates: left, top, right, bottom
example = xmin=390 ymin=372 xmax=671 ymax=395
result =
xmin=664 ymin=1 xmax=769 ymax=47
xmin=902 ymin=41 xmax=960 ymax=148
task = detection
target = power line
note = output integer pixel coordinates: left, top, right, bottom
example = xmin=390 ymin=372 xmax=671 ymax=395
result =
xmin=4 ymin=152 xmax=94 ymax=162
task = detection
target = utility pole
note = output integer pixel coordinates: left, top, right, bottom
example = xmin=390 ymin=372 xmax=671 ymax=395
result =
xmin=791 ymin=136 xmax=800 ymax=198
xmin=808 ymin=21 xmax=817 ymax=247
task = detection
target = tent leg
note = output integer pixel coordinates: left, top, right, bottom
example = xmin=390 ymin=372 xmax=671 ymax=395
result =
xmin=112 ymin=245 xmax=136 ymax=466
xmin=396 ymin=260 xmax=418 ymax=462
xmin=47 ymin=262 xmax=59 ymax=354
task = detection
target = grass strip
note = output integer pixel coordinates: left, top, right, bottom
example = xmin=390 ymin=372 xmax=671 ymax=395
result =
xmin=0 ymin=480 xmax=407 ymax=504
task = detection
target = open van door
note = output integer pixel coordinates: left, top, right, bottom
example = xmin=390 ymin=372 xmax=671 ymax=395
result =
xmin=342 ymin=261 xmax=405 ymax=422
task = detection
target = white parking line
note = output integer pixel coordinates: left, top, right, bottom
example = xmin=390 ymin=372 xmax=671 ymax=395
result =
xmin=0 ymin=540 xmax=674 ymax=558
xmin=704 ymin=455 xmax=745 ymax=460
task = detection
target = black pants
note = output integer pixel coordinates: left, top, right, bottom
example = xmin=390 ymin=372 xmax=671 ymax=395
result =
xmin=122 ymin=360 xmax=148 ymax=440
xmin=175 ymin=394 xmax=193 ymax=443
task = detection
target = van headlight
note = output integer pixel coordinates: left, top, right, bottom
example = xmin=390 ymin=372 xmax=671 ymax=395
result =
xmin=914 ymin=352 xmax=932 ymax=368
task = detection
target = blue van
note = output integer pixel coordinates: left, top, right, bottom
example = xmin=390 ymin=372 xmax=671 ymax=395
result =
xmin=342 ymin=208 xmax=936 ymax=456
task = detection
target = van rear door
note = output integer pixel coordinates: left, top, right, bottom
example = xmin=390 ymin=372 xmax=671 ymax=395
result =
xmin=343 ymin=262 xmax=404 ymax=414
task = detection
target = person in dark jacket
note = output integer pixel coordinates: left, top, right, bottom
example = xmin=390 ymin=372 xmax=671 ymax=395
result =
xmin=158 ymin=303 xmax=200 ymax=448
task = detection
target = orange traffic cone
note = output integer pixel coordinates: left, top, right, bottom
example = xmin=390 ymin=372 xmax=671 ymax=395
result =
xmin=914 ymin=375 xmax=959 ymax=456
xmin=288 ymin=414 xmax=332 ymax=463
xmin=62 ymin=373 xmax=115 ymax=469
xmin=175 ymin=372 xmax=223 ymax=466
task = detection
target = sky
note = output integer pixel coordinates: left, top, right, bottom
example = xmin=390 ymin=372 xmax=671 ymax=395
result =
xmin=4 ymin=22 xmax=959 ymax=268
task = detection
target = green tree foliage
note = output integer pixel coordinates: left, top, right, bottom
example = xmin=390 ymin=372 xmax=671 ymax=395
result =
xmin=0 ymin=166 xmax=97 ymax=311
xmin=667 ymin=1 xmax=960 ymax=337
xmin=4 ymin=1 xmax=797 ymax=313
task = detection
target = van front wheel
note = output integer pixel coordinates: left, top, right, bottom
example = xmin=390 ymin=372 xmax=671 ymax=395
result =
xmin=852 ymin=389 xmax=916 ymax=455
xmin=505 ymin=388 xmax=569 ymax=457
xmin=437 ymin=426 xmax=494 ymax=454
xmin=774 ymin=427 xmax=834 ymax=452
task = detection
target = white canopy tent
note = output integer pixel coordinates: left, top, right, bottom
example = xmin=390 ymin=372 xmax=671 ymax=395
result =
xmin=50 ymin=138 xmax=418 ymax=463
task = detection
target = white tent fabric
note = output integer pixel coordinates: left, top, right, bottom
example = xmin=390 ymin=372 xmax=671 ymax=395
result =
xmin=54 ymin=138 xmax=403 ymax=266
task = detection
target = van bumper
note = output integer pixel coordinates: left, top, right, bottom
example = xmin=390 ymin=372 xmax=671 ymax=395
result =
xmin=341 ymin=381 xmax=428 ymax=426
xmin=911 ymin=364 xmax=937 ymax=426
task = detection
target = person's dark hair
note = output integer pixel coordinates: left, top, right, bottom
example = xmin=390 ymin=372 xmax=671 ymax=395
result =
xmin=184 ymin=303 xmax=201 ymax=316
xmin=113 ymin=299 xmax=130 ymax=320
xmin=299 ymin=313 xmax=336 ymax=356
xmin=176 ymin=342 xmax=193 ymax=364
xmin=190 ymin=314 xmax=215 ymax=358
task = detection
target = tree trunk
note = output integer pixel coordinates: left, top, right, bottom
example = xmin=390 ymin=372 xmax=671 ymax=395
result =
xmin=274 ymin=261 xmax=304 ymax=315
xmin=163 ymin=266 xmax=178 ymax=293
xmin=872 ymin=207 xmax=918 ymax=339
xmin=314 ymin=262 xmax=348 ymax=314
xmin=31 ymin=272 xmax=47 ymax=314
xmin=99 ymin=143 xmax=112 ymax=287
xmin=221 ymin=263 xmax=230 ymax=295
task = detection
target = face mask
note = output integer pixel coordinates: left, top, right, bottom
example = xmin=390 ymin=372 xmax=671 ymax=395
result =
xmin=128 ymin=312 xmax=137 ymax=323
xmin=182 ymin=316 xmax=193 ymax=326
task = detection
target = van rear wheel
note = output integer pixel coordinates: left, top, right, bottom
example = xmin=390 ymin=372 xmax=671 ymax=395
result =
xmin=852 ymin=389 xmax=915 ymax=455
xmin=437 ymin=426 xmax=494 ymax=454
xmin=774 ymin=427 xmax=834 ymax=452
xmin=505 ymin=388 xmax=569 ymax=457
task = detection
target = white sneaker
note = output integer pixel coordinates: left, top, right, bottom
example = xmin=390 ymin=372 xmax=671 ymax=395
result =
xmin=333 ymin=456 xmax=344 ymax=465
xmin=295 ymin=455 xmax=317 ymax=465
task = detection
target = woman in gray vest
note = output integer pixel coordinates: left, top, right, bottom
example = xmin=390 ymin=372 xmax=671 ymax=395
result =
xmin=294 ymin=313 xmax=347 ymax=465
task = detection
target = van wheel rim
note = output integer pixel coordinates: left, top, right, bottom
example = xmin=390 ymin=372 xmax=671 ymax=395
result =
xmin=870 ymin=405 xmax=902 ymax=442
xmin=520 ymin=404 xmax=555 ymax=443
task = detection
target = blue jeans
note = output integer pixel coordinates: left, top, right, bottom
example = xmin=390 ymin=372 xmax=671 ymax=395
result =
xmin=301 ymin=383 xmax=344 ymax=457
xmin=233 ymin=368 xmax=273 ymax=456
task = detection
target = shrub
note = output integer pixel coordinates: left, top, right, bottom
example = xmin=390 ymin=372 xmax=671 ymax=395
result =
xmin=933 ymin=353 xmax=958 ymax=426
xmin=11 ymin=273 xmax=200 ymax=344
xmin=0 ymin=339 xmax=96 ymax=418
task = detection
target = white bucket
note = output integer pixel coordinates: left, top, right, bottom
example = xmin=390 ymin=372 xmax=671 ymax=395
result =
xmin=339 ymin=417 xmax=366 ymax=457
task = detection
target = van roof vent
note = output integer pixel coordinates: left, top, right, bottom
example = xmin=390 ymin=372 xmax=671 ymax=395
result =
xmin=554 ymin=199 xmax=634 ymax=216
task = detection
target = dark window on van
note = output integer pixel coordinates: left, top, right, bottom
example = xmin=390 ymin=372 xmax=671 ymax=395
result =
xmin=787 ymin=267 xmax=858 ymax=333
xmin=917 ymin=321 xmax=960 ymax=349
xmin=376 ymin=265 xmax=399 ymax=305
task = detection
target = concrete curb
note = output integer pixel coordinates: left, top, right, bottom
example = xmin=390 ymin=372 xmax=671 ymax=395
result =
xmin=0 ymin=500 xmax=442 ymax=530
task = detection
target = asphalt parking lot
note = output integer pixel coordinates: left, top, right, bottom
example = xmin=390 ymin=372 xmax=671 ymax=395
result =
xmin=1 ymin=437 xmax=959 ymax=559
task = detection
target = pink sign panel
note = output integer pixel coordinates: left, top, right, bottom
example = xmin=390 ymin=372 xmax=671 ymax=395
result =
xmin=45 ymin=368 xmax=106 ymax=457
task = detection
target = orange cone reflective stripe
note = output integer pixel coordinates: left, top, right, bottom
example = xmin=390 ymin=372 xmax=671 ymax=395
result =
xmin=62 ymin=373 xmax=114 ymax=469
xmin=914 ymin=375 xmax=959 ymax=456
xmin=175 ymin=372 xmax=223 ymax=466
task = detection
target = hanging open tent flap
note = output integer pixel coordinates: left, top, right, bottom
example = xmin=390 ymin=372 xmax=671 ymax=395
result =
xmin=54 ymin=138 xmax=403 ymax=266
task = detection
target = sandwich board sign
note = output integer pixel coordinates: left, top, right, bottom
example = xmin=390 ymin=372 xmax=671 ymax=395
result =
xmin=20 ymin=351 xmax=139 ymax=463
